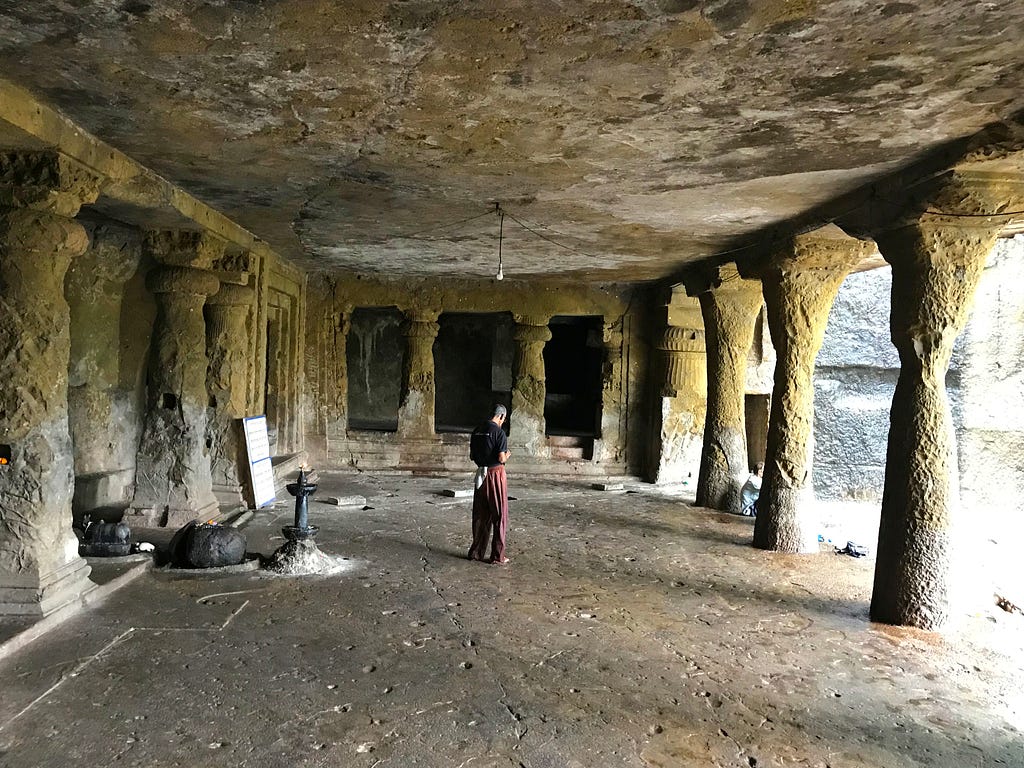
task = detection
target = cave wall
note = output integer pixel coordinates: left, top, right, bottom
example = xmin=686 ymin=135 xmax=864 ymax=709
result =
xmin=302 ymin=274 xmax=648 ymax=477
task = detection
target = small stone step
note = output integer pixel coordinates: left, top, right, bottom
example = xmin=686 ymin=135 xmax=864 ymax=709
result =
xmin=320 ymin=495 xmax=367 ymax=507
xmin=591 ymin=482 xmax=624 ymax=491
xmin=441 ymin=488 xmax=474 ymax=498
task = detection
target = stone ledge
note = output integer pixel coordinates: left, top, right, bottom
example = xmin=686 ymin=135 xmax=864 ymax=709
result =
xmin=0 ymin=558 xmax=151 ymax=663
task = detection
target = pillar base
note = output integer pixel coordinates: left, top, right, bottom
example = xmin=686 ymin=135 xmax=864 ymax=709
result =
xmin=125 ymin=499 xmax=219 ymax=529
xmin=0 ymin=557 xmax=94 ymax=617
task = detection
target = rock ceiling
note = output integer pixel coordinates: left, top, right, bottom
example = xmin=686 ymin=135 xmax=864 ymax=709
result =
xmin=1 ymin=1 xmax=1023 ymax=281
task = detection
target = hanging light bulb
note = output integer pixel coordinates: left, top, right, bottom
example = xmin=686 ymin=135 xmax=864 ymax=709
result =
xmin=496 ymin=203 xmax=505 ymax=281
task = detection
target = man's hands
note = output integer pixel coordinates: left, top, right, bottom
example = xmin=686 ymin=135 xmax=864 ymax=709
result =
xmin=499 ymin=450 xmax=511 ymax=464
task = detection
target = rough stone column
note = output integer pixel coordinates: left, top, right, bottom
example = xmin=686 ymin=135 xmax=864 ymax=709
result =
xmin=593 ymin=319 xmax=624 ymax=462
xmin=748 ymin=226 xmax=874 ymax=553
xmin=66 ymin=224 xmax=141 ymax=503
xmin=510 ymin=314 xmax=552 ymax=454
xmin=397 ymin=308 xmax=440 ymax=439
xmin=690 ymin=268 xmax=762 ymax=512
xmin=206 ymin=283 xmax=255 ymax=506
xmin=869 ymin=174 xmax=1020 ymax=629
xmin=129 ymin=232 xmax=223 ymax=527
xmin=0 ymin=151 xmax=101 ymax=615
xmin=653 ymin=309 xmax=708 ymax=484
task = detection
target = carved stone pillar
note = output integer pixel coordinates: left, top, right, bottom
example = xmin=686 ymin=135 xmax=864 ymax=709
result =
xmin=653 ymin=308 xmax=707 ymax=484
xmin=593 ymin=319 xmax=625 ymax=462
xmin=129 ymin=232 xmax=223 ymax=527
xmin=660 ymin=325 xmax=706 ymax=399
xmin=397 ymin=308 xmax=440 ymax=439
xmin=206 ymin=283 xmax=255 ymax=506
xmin=870 ymin=173 xmax=1021 ymax=629
xmin=510 ymin=314 xmax=552 ymax=453
xmin=748 ymin=226 xmax=874 ymax=553
xmin=66 ymin=224 xmax=141 ymax=506
xmin=0 ymin=151 xmax=101 ymax=616
xmin=690 ymin=268 xmax=763 ymax=512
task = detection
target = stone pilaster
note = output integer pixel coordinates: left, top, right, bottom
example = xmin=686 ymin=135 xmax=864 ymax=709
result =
xmin=206 ymin=283 xmax=255 ymax=506
xmin=593 ymin=319 xmax=625 ymax=462
xmin=510 ymin=314 xmax=552 ymax=454
xmin=129 ymin=243 xmax=223 ymax=526
xmin=66 ymin=224 xmax=142 ymax=501
xmin=332 ymin=307 xmax=353 ymax=435
xmin=397 ymin=308 xmax=440 ymax=439
xmin=870 ymin=172 xmax=1023 ymax=629
xmin=749 ymin=226 xmax=874 ymax=553
xmin=690 ymin=268 xmax=763 ymax=512
xmin=0 ymin=151 xmax=101 ymax=616
xmin=653 ymin=306 xmax=707 ymax=484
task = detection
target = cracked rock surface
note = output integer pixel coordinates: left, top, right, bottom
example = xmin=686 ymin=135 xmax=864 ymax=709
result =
xmin=0 ymin=471 xmax=1021 ymax=766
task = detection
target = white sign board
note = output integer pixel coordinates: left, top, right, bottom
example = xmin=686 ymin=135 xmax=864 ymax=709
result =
xmin=242 ymin=415 xmax=276 ymax=508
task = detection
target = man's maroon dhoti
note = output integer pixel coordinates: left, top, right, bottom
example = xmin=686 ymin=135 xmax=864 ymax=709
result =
xmin=468 ymin=465 xmax=508 ymax=563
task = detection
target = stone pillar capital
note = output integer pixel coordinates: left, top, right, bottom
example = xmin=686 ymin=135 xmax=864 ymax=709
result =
xmin=0 ymin=151 xmax=102 ymax=218
xmin=513 ymin=321 xmax=553 ymax=345
xmin=512 ymin=313 xmax=551 ymax=328
xmin=403 ymin=306 xmax=440 ymax=323
xmin=403 ymin=317 xmax=440 ymax=339
xmin=746 ymin=225 xmax=876 ymax=279
xmin=683 ymin=264 xmax=762 ymax=299
xmin=923 ymin=169 xmax=1024 ymax=221
xmin=0 ymin=208 xmax=91 ymax=268
xmin=85 ymin=223 xmax=142 ymax=283
xmin=658 ymin=325 xmax=704 ymax=352
xmin=144 ymin=230 xmax=228 ymax=269
xmin=146 ymin=266 xmax=222 ymax=297
xmin=206 ymin=282 xmax=254 ymax=308
xmin=876 ymin=171 xmax=1024 ymax=270
xmin=210 ymin=249 xmax=257 ymax=285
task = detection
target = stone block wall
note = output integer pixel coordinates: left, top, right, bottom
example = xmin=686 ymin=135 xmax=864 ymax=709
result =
xmin=812 ymin=265 xmax=900 ymax=501
xmin=812 ymin=235 xmax=1024 ymax=504
xmin=956 ymin=235 xmax=1024 ymax=517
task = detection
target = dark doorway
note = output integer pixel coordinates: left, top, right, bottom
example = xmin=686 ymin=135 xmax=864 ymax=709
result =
xmin=544 ymin=316 xmax=603 ymax=437
xmin=745 ymin=393 xmax=770 ymax=471
xmin=347 ymin=307 xmax=404 ymax=431
xmin=434 ymin=312 xmax=513 ymax=433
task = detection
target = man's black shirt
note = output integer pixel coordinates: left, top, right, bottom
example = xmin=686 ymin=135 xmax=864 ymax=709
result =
xmin=470 ymin=421 xmax=508 ymax=468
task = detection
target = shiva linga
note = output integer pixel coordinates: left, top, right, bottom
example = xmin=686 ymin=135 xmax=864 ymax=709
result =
xmin=283 ymin=466 xmax=318 ymax=541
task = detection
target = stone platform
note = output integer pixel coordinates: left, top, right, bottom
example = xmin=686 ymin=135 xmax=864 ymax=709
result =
xmin=0 ymin=470 xmax=1021 ymax=767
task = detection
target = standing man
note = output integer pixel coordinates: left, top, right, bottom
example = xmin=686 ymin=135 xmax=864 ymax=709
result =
xmin=468 ymin=404 xmax=511 ymax=564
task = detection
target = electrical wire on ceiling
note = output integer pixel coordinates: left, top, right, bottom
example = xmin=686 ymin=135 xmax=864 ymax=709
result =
xmin=392 ymin=208 xmax=496 ymax=241
xmin=380 ymin=189 xmax=1024 ymax=279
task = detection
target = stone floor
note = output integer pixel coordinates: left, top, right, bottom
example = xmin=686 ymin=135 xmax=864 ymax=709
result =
xmin=1 ymin=471 xmax=1022 ymax=767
